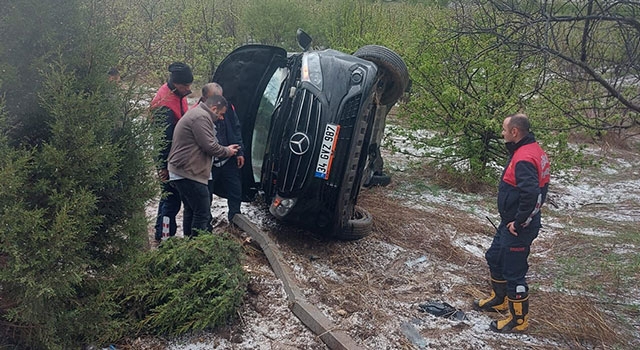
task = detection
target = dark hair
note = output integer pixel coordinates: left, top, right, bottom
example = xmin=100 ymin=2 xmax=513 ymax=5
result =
xmin=507 ymin=113 xmax=531 ymax=134
xmin=206 ymin=94 xmax=227 ymax=110
xmin=108 ymin=67 xmax=119 ymax=76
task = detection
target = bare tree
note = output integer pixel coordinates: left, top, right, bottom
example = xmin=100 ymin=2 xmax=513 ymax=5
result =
xmin=454 ymin=0 xmax=640 ymax=132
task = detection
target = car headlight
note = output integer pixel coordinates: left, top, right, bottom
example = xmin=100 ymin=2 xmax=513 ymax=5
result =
xmin=301 ymin=52 xmax=322 ymax=90
xmin=269 ymin=195 xmax=298 ymax=218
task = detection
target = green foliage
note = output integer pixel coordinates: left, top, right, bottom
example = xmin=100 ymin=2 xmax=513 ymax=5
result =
xmin=105 ymin=234 xmax=247 ymax=339
xmin=180 ymin=1 xmax=238 ymax=80
xmin=388 ymin=12 xmax=503 ymax=181
xmin=239 ymin=0 xmax=311 ymax=50
xmin=313 ymin=0 xmax=414 ymax=52
xmin=0 ymin=1 xmax=158 ymax=347
xmin=107 ymin=0 xmax=188 ymax=84
xmin=106 ymin=0 xmax=242 ymax=85
xmin=0 ymin=62 xmax=158 ymax=349
xmin=0 ymin=0 xmax=120 ymax=146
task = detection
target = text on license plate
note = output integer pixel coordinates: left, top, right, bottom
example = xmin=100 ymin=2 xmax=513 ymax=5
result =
xmin=314 ymin=123 xmax=341 ymax=180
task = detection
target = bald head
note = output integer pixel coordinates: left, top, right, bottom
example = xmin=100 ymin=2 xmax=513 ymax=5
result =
xmin=202 ymin=82 xmax=223 ymax=99
xmin=508 ymin=114 xmax=530 ymax=134
xmin=502 ymin=113 xmax=531 ymax=143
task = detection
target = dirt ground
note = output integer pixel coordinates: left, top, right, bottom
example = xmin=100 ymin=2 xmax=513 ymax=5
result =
xmin=138 ymin=140 xmax=640 ymax=350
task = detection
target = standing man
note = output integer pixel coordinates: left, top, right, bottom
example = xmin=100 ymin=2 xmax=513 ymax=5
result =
xmin=474 ymin=113 xmax=550 ymax=333
xmin=198 ymin=82 xmax=245 ymax=223
xmin=168 ymin=94 xmax=240 ymax=237
xmin=150 ymin=62 xmax=194 ymax=242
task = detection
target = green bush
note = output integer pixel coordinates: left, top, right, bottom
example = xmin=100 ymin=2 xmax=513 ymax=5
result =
xmin=0 ymin=64 xmax=159 ymax=348
xmin=106 ymin=234 xmax=248 ymax=339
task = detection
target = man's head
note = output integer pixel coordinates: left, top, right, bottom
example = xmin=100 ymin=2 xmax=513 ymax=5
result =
xmin=205 ymin=94 xmax=228 ymax=120
xmin=168 ymin=62 xmax=193 ymax=96
xmin=201 ymin=82 xmax=223 ymax=100
xmin=502 ymin=113 xmax=531 ymax=144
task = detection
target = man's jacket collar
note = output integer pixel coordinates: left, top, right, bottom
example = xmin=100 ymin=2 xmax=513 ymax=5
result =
xmin=506 ymin=132 xmax=537 ymax=154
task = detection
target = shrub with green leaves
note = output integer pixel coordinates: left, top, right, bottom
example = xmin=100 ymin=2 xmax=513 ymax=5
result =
xmin=106 ymin=234 xmax=248 ymax=339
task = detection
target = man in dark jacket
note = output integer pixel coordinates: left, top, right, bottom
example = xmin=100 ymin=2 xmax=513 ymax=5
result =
xmin=197 ymin=82 xmax=245 ymax=223
xmin=150 ymin=62 xmax=193 ymax=242
xmin=474 ymin=113 xmax=550 ymax=333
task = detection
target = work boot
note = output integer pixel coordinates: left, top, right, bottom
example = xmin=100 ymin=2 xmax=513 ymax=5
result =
xmin=490 ymin=296 xmax=529 ymax=333
xmin=473 ymin=278 xmax=508 ymax=312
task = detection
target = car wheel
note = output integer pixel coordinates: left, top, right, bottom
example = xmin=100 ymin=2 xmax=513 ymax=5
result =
xmin=335 ymin=205 xmax=373 ymax=240
xmin=354 ymin=45 xmax=409 ymax=105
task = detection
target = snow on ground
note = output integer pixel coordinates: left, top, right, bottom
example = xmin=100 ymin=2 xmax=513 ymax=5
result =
xmin=141 ymin=128 xmax=639 ymax=349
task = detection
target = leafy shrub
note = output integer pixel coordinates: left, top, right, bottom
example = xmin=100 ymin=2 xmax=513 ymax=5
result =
xmin=105 ymin=234 xmax=248 ymax=340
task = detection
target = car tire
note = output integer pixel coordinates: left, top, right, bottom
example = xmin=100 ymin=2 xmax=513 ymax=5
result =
xmin=335 ymin=205 xmax=373 ymax=240
xmin=354 ymin=45 xmax=409 ymax=105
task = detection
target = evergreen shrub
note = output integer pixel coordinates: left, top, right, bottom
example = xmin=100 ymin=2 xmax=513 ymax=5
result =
xmin=0 ymin=64 xmax=158 ymax=349
xmin=106 ymin=234 xmax=248 ymax=339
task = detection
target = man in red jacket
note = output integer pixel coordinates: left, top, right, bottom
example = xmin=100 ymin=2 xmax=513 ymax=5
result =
xmin=150 ymin=62 xmax=193 ymax=242
xmin=474 ymin=113 xmax=550 ymax=333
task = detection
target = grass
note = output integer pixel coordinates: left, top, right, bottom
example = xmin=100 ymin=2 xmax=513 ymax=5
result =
xmin=376 ymin=139 xmax=640 ymax=348
xmin=526 ymin=198 xmax=639 ymax=347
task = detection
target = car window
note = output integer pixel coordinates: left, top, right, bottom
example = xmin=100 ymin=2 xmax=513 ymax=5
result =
xmin=252 ymin=67 xmax=288 ymax=182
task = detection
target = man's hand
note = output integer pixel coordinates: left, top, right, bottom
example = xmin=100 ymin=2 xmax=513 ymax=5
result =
xmin=157 ymin=168 xmax=169 ymax=182
xmin=507 ymin=221 xmax=518 ymax=236
xmin=227 ymin=144 xmax=240 ymax=156
xmin=237 ymin=155 xmax=245 ymax=168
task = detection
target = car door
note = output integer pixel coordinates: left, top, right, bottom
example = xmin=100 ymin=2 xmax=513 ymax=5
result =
xmin=212 ymin=45 xmax=288 ymax=201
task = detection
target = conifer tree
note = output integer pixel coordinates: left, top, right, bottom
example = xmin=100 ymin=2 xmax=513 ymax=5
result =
xmin=0 ymin=1 xmax=158 ymax=348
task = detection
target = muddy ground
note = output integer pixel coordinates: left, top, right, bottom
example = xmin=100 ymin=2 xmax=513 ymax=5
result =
xmin=138 ymin=141 xmax=640 ymax=350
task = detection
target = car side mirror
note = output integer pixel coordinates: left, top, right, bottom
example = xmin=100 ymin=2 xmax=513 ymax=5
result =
xmin=296 ymin=29 xmax=313 ymax=51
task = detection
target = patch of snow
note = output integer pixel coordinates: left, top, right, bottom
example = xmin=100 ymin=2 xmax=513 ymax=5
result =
xmin=146 ymin=128 xmax=640 ymax=349
xmin=453 ymin=237 xmax=486 ymax=258
xmin=575 ymin=228 xmax=615 ymax=237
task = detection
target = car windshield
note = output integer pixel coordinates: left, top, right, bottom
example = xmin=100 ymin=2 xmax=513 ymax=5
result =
xmin=252 ymin=67 xmax=288 ymax=182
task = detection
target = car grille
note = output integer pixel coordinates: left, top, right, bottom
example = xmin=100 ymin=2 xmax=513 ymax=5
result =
xmin=278 ymin=88 xmax=363 ymax=213
xmin=279 ymin=89 xmax=322 ymax=193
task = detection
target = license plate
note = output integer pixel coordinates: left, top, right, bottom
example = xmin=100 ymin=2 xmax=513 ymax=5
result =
xmin=314 ymin=123 xmax=340 ymax=180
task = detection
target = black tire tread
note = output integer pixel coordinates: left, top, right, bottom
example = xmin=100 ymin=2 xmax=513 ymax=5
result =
xmin=354 ymin=45 xmax=409 ymax=105
xmin=335 ymin=205 xmax=372 ymax=240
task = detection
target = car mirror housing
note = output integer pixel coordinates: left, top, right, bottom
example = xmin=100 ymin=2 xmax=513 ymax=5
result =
xmin=296 ymin=28 xmax=312 ymax=51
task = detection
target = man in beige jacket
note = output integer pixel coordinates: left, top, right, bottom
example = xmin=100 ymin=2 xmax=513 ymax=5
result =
xmin=168 ymin=94 xmax=240 ymax=238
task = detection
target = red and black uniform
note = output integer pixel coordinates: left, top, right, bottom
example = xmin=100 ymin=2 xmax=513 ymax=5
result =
xmin=151 ymin=82 xmax=189 ymax=240
xmin=485 ymin=133 xmax=550 ymax=299
xmin=151 ymin=82 xmax=190 ymax=169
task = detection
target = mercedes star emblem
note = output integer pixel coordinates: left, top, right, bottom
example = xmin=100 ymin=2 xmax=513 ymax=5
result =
xmin=289 ymin=132 xmax=310 ymax=156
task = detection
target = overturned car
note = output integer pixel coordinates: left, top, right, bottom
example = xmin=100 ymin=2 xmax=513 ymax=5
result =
xmin=213 ymin=30 xmax=409 ymax=239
